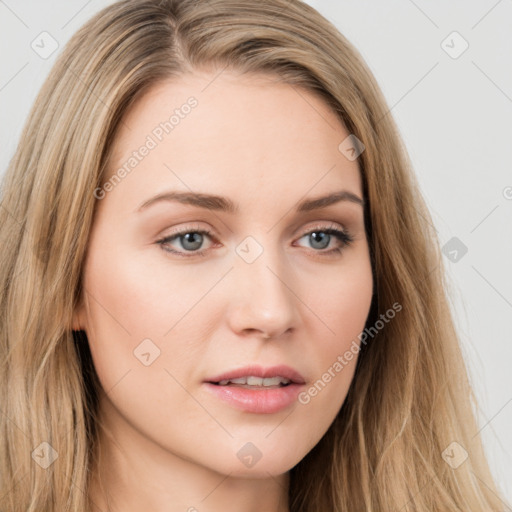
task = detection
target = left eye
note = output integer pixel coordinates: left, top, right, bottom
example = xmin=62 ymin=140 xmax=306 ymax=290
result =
xmin=295 ymin=227 xmax=353 ymax=253
xmin=156 ymin=224 xmax=354 ymax=258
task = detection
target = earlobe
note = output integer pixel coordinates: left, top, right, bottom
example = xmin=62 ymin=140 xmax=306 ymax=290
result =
xmin=71 ymin=313 xmax=84 ymax=332
xmin=71 ymin=298 xmax=87 ymax=332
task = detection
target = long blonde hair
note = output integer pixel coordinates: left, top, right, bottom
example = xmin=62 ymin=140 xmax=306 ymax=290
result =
xmin=0 ymin=0 xmax=506 ymax=510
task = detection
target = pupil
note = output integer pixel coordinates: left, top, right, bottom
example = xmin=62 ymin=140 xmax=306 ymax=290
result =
xmin=182 ymin=232 xmax=203 ymax=250
xmin=310 ymin=231 xmax=329 ymax=249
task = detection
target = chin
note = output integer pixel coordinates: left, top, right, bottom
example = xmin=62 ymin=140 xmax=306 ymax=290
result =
xmin=212 ymin=440 xmax=307 ymax=478
xmin=222 ymin=458 xmax=298 ymax=479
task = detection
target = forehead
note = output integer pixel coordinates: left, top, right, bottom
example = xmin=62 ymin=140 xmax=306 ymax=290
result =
xmin=103 ymin=70 xmax=362 ymax=212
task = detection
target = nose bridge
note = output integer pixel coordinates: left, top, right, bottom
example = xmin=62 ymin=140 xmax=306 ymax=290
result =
xmin=228 ymin=234 xmax=297 ymax=337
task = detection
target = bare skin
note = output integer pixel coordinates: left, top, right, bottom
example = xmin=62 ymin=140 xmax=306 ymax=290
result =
xmin=74 ymin=69 xmax=373 ymax=512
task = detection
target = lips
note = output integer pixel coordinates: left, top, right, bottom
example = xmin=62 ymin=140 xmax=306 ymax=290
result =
xmin=203 ymin=364 xmax=306 ymax=414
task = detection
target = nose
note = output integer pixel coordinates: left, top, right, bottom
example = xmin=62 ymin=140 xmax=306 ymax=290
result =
xmin=226 ymin=241 xmax=299 ymax=340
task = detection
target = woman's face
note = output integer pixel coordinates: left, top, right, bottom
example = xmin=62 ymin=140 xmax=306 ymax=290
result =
xmin=74 ymin=70 xmax=373 ymax=477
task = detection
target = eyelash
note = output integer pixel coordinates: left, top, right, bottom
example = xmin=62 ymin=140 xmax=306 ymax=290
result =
xmin=156 ymin=223 xmax=354 ymax=259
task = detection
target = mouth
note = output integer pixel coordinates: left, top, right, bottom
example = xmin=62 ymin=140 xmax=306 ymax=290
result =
xmin=205 ymin=364 xmax=305 ymax=388
xmin=210 ymin=375 xmax=293 ymax=389
xmin=203 ymin=365 xmax=306 ymax=414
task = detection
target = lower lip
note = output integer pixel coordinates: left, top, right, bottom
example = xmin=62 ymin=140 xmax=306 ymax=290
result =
xmin=203 ymin=382 xmax=303 ymax=414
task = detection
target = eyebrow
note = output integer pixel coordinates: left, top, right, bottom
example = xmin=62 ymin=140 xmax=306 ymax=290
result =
xmin=136 ymin=189 xmax=364 ymax=213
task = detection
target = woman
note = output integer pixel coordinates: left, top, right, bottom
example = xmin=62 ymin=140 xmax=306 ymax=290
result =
xmin=0 ymin=0 xmax=506 ymax=510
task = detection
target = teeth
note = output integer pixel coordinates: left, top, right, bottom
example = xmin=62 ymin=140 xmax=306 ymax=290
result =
xmin=230 ymin=377 xmax=248 ymax=385
xmin=216 ymin=376 xmax=291 ymax=386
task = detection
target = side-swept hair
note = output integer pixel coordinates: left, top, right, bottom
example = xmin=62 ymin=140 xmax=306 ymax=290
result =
xmin=0 ymin=1 xmax=505 ymax=510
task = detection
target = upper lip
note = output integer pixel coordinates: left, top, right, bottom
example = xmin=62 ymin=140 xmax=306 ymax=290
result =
xmin=205 ymin=365 xmax=306 ymax=385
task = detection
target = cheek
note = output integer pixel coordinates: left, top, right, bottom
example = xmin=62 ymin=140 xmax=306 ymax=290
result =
xmin=298 ymin=255 xmax=373 ymax=415
xmin=82 ymin=235 xmax=213 ymax=343
xmin=80 ymin=242 xmax=224 ymax=458
xmin=311 ymin=250 xmax=373 ymax=352
xmin=80 ymin=237 xmax=221 ymax=410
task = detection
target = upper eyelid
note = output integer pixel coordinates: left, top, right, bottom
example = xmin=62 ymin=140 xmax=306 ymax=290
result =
xmin=159 ymin=223 xmax=348 ymax=242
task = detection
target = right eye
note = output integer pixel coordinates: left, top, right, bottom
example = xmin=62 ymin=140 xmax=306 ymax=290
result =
xmin=156 ymin=226 xmax=217 ymax=258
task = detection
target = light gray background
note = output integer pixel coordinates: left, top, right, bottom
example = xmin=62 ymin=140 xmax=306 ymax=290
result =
xmin=1 ymin=0 xmax=511 ymax=505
